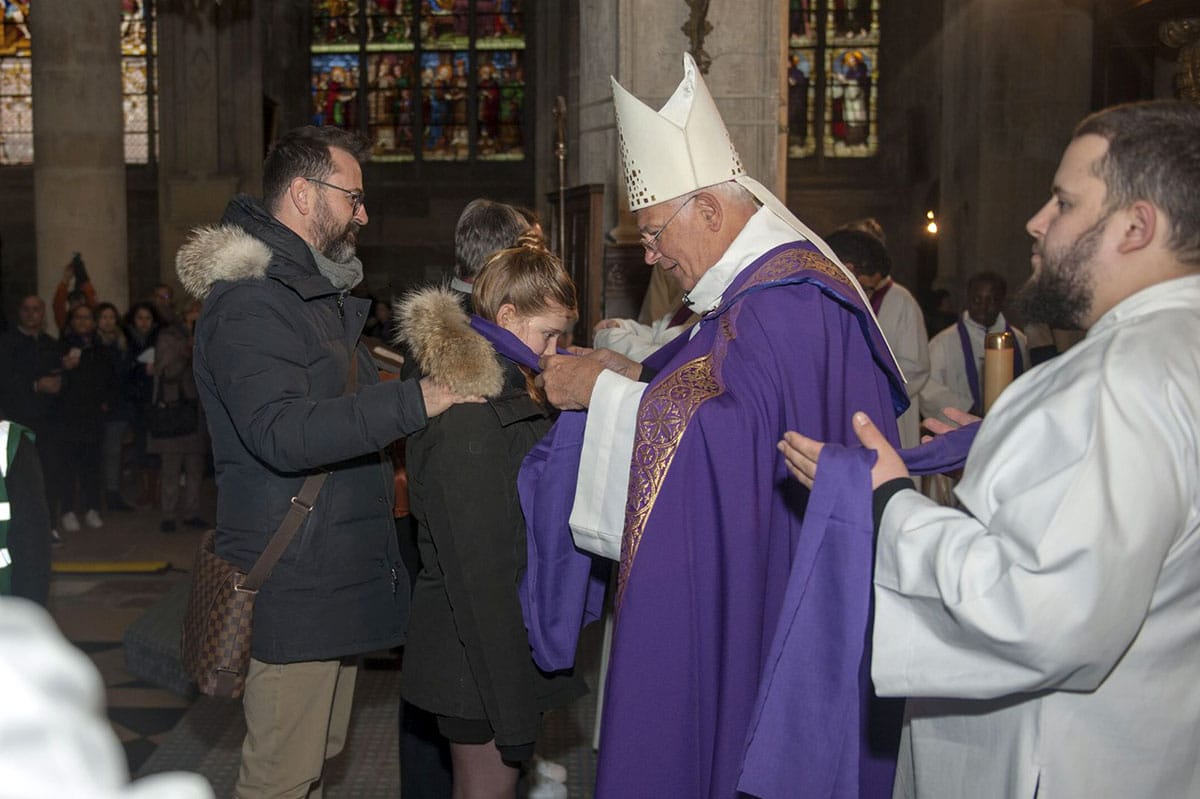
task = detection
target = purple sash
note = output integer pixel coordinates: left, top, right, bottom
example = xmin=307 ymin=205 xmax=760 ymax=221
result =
xmin=868 ymin=278 xmax=891 ymax=315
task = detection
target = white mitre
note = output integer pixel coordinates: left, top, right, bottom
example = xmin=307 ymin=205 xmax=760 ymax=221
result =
xmin=610 ymin=53 xmax=899 ymax=373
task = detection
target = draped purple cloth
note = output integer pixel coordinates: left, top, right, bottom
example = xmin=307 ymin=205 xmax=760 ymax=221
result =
xmin=900 ymin=421 xmax=978 ymax=476
xmin=595 ymin=241 xmax=905 ymax=798
xmin=471 ymin=314 xmax=610 ymax=673
xmin=516 ymin=409 xmax=609 ymax=671
xmin=739 ymin=444 xmax=898 ymax=798
xmin=740 ymin=421 xmax=979 ymax=797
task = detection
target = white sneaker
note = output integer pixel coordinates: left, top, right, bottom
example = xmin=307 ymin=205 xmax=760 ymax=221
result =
xmin=49 ymin=528 xmax=64 ymax=546
xmin=527 ymin=781 xmax=568 ymax=799
xmin=84 ymin=509 xmax=104 ymax=528
xmin=61 ymin=511 xmax=81 ymax=532
xmin=535 ymin=759 xmax=568 ymax=784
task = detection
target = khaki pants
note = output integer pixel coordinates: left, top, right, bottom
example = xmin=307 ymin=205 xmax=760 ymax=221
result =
xmin=234 ymin=658 xmax=358 ymax=799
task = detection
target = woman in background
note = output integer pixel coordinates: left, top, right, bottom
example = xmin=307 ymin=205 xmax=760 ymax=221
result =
xmin=95 ymin=302 xmax=134 ymax=512
xmin=51 ymin=304 xmax=115 ymax=531
xmin=146 ymin=300 xmax=206 ymax=532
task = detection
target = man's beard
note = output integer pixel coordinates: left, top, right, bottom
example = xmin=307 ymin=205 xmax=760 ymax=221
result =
xmin=313 ymin=196 xmax=360 ymax=263
xmin=1015 ymin=214 xmax=1107 ymax=331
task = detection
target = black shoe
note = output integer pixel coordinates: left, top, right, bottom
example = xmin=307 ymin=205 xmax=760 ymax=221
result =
xmin=160 ymin=520 xmax=177 ymax=533
xmin=106 ymin=491 xmax=135 ymax=512
xmin=183 ymin=517 xmax=209 ymax=529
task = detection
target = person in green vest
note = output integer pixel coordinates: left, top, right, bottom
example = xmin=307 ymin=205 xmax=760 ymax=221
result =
xmin=0 ymin=418 xmax=51 ymax=605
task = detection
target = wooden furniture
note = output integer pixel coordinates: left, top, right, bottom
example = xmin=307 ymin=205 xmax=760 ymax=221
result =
xmin=547 ymin=184 xmax=605 ymax=345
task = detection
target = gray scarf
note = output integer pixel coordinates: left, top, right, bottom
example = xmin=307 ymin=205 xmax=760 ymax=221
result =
xmin=308 ymin=244 xmax=364 ymax=291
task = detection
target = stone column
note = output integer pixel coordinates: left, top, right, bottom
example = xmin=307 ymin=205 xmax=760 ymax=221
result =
xmin=31 ymin=0 xmax=128 ymax=308
xmin=156 ymin=1 xmax=263 ymax=288
xmin=937 ymin=0 xmax=1092 ymax=302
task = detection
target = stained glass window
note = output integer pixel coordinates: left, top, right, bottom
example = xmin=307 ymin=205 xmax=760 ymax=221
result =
xmin=1 ymin=0 xmax=32 ymax=165
xmin=311 ymin=0 xmax=526 ymax=163
xmin=787 ymin=0 xmax=880 ymax=160
xmin=121 ymin=0 xmax=156 ymax=164
xmin=1 ymin=1 xmax=156 ymax=166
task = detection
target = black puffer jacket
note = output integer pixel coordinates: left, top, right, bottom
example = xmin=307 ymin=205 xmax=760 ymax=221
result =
xmin=396 ymin=288 xmax=586 ymax=755
xmin=178 ymin=194 xmax=427 ymax=663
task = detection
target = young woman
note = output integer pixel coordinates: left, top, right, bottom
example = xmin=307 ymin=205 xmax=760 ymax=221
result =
xmin=397 ymin=237 xmax=584 ymax=799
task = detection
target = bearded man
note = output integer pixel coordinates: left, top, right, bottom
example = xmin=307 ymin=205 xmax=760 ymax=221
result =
xmin=177 ymin=125 xmax=467 ymax=799
xmin=782 ymin=101 xmax=1200 ymax=797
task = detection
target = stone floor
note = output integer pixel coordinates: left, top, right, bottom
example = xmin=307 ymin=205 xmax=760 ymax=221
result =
xmin=45 ymin=478 xmax=601 ymax=797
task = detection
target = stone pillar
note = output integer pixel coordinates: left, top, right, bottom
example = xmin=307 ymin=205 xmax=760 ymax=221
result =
xmin=157 ymin=1 xmax=263 ymax=288
xmin=31 ymin=0 xmax=128 ymax=308
xmin=937 ymin=0 xmax=1092 ymax=303
xmin=576 ymin=0 xmax=787 ymax=233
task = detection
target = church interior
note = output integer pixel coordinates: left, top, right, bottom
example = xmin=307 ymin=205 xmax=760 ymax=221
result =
xmin=1 ymin=0 xmax=1198 ymax=795
xmin=1 ymin=0 xmax=1195 ymax=331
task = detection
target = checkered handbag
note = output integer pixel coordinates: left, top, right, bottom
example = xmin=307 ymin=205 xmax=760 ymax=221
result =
xmin=180 ymin=530 xmax=255 ymax=697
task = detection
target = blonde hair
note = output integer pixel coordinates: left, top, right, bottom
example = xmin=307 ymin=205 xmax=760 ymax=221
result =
xmin=472 ymin=234 xmax=577 ymax=405
xmin=472 ymin=233 xmax=578 ymax=321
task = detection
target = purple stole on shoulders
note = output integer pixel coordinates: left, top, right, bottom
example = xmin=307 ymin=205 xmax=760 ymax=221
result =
xmin=869 ymin=278 xmax=892 ymax=315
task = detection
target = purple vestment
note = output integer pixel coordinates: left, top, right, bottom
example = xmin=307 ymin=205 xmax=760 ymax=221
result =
xmin=595 ymin=242 xmax=905 ymax=798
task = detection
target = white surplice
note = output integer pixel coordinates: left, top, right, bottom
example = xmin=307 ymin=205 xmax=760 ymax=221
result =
xmin=873 ymin=274 xmax=1200 ymax=798
xmin=873 ymin=278 xmax=929 ymax=449
xmin=921 ymin=311 xmax=1030 ymax=419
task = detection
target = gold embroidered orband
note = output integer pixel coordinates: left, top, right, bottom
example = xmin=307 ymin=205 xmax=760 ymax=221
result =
xmin=617 ymin=355 xmax=721 ymax=607
xmin=738 ymin=246 xmax=851 ymax=292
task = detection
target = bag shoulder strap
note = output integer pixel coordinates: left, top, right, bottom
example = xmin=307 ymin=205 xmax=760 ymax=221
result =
xmin=240 ymin=350 xmax=361 ymax=591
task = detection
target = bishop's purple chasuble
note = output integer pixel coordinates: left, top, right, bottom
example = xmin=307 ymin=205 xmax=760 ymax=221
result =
xmin=594 ymin=241 xmax=906 ymax=798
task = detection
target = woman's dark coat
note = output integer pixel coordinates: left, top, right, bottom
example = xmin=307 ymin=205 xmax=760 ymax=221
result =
xmin=397 ymin=288 xmax=585 ymax=754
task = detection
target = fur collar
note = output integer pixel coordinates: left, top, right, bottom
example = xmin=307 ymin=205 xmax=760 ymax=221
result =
xmin=176 ymin=225 xmax=273 ymax=300
xmin=394 ymin=287 xmax=505 ymax=398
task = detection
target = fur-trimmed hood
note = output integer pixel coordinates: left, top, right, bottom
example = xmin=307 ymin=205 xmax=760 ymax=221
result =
xmin=394 ymin=287 xmax=505 ymax=398
xmin=175 ymin=194 xmax=336 ymax=302
xmin=176 ymin=224 xmax=273 ymax=300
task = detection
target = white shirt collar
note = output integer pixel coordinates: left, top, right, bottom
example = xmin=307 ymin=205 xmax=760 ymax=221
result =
xmin=683 ymin=206 xmax=799 ymax=315
xmin=961 ymin=310 xmax=1009 ymax=336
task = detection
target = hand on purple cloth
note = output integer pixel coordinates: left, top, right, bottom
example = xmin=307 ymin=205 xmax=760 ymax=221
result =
xmin=780 ymin=411 xmax=981 ymax=489
xmin=780 ymin=412 xmax=908 ymax=490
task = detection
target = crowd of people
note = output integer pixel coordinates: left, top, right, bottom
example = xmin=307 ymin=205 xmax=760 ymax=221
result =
xmin=2 ymin=53 xmax=1198 ymax=799
xmin=0 ymin=261 xmax=209 ymax=548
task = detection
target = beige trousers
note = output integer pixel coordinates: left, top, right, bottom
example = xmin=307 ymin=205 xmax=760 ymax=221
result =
xmin=234 ymin=657 xmax=358 ymax=799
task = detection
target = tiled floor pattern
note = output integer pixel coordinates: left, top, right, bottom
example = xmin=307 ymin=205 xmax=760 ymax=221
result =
xmin=47 ymin=487 xmax=602 ymax=796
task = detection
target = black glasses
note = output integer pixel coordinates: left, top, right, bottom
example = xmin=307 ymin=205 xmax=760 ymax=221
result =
xmin=306 ymin=177 xmax=365 ymax=215
xmin=641 ymin=194 xmax=696 ymax=255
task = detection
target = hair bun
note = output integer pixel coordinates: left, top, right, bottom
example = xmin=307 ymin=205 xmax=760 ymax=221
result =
xmin=515 ymin=229 xmax=549 ymax=253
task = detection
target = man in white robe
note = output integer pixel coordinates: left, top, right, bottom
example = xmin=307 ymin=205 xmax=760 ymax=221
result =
xmin=827 ymin=227 xmax=929 ymax=448
xmin=921 ymin=272 xmax=1029 ymax=419
xmin=781 ymin=100 xmax=1200 ymax=797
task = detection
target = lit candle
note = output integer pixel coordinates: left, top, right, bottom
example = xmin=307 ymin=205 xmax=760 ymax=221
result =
xmin=983 ymin=331 xmax=1014 ymax=414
